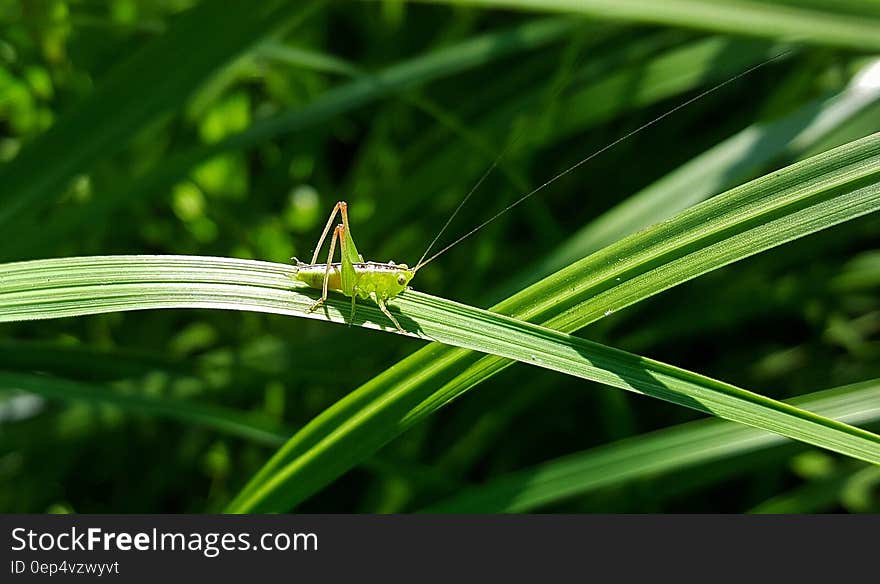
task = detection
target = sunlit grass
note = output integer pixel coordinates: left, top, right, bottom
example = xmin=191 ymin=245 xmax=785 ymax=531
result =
xmin=1 ymin=0 xmax=878 ymax=514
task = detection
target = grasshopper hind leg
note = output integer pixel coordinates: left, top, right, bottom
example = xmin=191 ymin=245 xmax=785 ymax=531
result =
xmin=306 ymin=224 xmax=342 ymax=314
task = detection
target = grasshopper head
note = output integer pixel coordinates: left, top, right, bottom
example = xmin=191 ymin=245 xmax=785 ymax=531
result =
xmin=390 ymin=264 xmax=415 ymax=296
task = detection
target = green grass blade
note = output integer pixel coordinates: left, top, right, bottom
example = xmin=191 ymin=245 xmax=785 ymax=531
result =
xmin=225 ymin=130 xmax=880 ymax=512
xmin=255 ymin=41 xmax=364 ymax=77
xmin=504 ymin=78 xmax=880 ymax=295
xmin=0 ymin=340 xmax=193 ymax=380
xmin=363 ymin=37 xmax=784 ymax=246
xmin=0 ymin=371 xmax=290 ymax=447
xmin=1 ymin=253 xmax=879 ymax=511
xmin=1 ymin=17 xmax=576 ymax=261
xmin=423 ymin=379 xmax=880 ymax=512
xmin=748 ymin=470 xmax=855 ymax=514
xmin=3 ymin=133 xmax=878 ymax=512
xmin=833 ymin=249 xmax=880 ymax=291
xmin=398 ymin=0 xmax=880 ymax=50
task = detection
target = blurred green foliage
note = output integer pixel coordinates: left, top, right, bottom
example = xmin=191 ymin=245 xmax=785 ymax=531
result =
xmin=0 ymin=0 xmax=878 ymax=513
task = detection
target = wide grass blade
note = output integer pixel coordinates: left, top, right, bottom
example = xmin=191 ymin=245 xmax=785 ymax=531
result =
xmin=398 ymin=0 xmax=880 ymax=50
xmin=224 ymin=130 xmax=880 ymax=512
xmin=423 ymin=379 xmax=880 ymax=512
xmin=505 ymin=74 xmax=880 ymax=295
xmin=3 ymin=131 xmax=878 ymax=511
xmin=1 ymin=252 xmax=879 ymax=512
xmin=0 ymin=371 xmax=290 ymax=447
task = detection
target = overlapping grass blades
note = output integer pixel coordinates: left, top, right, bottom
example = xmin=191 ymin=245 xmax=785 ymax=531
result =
xmin=223 ymin=131 xmax=880 ymax=511
xmin=399 ymin=0 xmax=880 ymax=50
xmin=424 ymin=379 xmax=880 ymax=512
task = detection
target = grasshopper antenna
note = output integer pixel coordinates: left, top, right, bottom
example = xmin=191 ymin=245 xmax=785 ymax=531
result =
xmin=415 ymin=48 xmax=794 ymax=271
xmin=414 ymin=141 xmax=514 ymax=271
xmin=415 ymin=67 xmax=576 ymax=272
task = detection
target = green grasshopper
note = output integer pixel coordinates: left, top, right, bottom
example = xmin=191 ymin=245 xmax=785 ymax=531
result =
xmin=293 ymin=201 xmax=414 ymax=333
xmin=293 ymin=51 xmax=790 ymax=333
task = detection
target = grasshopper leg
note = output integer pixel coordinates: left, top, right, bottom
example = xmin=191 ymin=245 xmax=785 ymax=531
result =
xmin=309 ymin=202 xmax=344 ymax=264
xmin=376 ymin=296 xmax=405 ymax=334
xmin=349 ymin=290 xmax=358 ymax=327
xmin=335 ymin=219 xmax=362 ymax=327
xmin=306 ymin=224 xmax=342 ymax=313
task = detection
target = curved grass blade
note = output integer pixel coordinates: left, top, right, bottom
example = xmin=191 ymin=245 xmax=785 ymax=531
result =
xmin=0 ymin=336 xmax=360 ymax=385
xmin=423 ymin=379 xmax=880 ymax=512
xmin=3 ymin=134 xmax=878 ymax=511
xmin=0 ymin=340 xmax=193 ymax=381
xmin=832 ymin=249 xmax=880 ymax=291
xmin=748 ymin=469 xmax=857 ymax=514
xmin=0 ymin=248 xmax=880 ymax=510
xmin=500 ymin=73 xmax=880 ymax=296
xmin=225 ymin=130 xmax=880 ymax=512
xmin=399 ymin=0 xmax=880 ymax=50
xmin=257 ymin=41 xmax=531 ymax=193
xmin=0 ymin=371 xmax=290 ymax=447
xmin=0 ymin=370 xmax=447 ymax=488
xmin=0 ymin=250 xmax=879 ymax=511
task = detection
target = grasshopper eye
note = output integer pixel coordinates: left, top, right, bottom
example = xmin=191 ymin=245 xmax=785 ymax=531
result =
xmin=397 ymin=273 xmax=407 ymax=286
